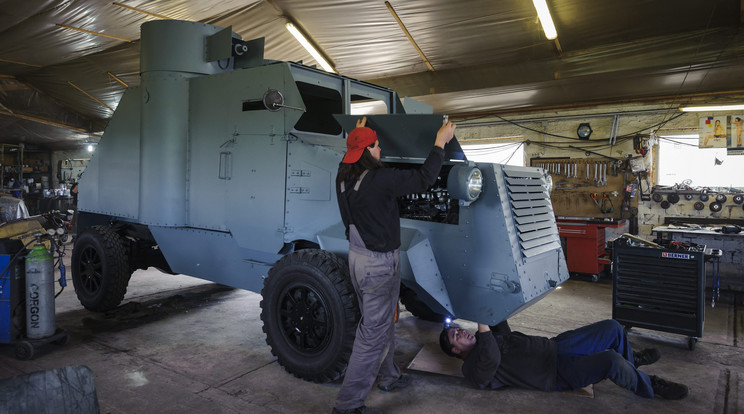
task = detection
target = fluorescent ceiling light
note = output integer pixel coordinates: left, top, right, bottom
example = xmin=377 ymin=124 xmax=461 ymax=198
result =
xmin=679 ymin=104 xmax=744 ymax=112
xmin=285 ymin=22 xmax=335 ymax=73
xmin=532 ymin=0 xmax=557 ymax=40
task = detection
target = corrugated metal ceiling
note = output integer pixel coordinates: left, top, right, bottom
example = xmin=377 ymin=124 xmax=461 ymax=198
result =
xmin=0 ymin=0 xmax=742 ymax=149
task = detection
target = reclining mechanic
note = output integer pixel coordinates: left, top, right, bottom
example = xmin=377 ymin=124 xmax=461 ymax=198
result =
xmin=440 ymin=319 xmax=688 ymax=400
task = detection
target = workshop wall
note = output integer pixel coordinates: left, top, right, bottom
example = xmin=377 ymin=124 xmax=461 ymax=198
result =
xmin=456 ymin=102 xmax=676 ymax=226
xmin=636 ymin=141 xmax=744 ymax=237
xmin=51 ymin=148 xmax=91 ymax=188
xmin=457 ymin=98 xmax=744 ymax=289
xmin=637 ymin=187 xmax=744 ymax=236
xmin=455 ymin=98 xmax=744 ymax=236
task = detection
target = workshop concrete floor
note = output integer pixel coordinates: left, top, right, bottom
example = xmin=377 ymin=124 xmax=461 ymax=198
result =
xmin=1 ymin=256 xmax=743 ymax=414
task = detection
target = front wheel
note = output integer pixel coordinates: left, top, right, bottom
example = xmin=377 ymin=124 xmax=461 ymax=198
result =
xmin=260 ymin=249 xmax=359 ymax=383
xmin=400 ymin=285 xmax=448 ymax=322
xmin=71 ymin=225 xmax=131 ymax=312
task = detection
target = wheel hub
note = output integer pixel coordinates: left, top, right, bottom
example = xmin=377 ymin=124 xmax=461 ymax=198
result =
xmin=78 ymin=247 xmax=102 ymax=293
xmin=280 ymin=285 xmax=329 ymax=353
xmin=289 ymin=301 xmax=313 ymax=333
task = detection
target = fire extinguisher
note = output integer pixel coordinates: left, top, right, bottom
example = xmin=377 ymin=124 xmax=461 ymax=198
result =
xmin=24 ymin=242 xmax=55 ymax=339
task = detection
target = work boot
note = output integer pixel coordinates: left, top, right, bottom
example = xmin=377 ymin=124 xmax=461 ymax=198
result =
xmin=633 ymin=348 xmax=661 ymax=367
xmin=331 ymin=406 xmax=383 ymax=414
xmin=377 ymin=373 xmax=412 ymax=392
xmin=650 ymin=375 xmax=689 ymax=400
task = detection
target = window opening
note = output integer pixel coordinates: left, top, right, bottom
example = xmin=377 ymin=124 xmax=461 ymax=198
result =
xmin=350 ymin=94 xmax=388 ymax=116
xmin=657 ymin=135 xmax=744 ymax=188
xmin=294 ymin=82 xmax=342 ymax=135
xmin=461 ymin=141 xmax=524 ymax=166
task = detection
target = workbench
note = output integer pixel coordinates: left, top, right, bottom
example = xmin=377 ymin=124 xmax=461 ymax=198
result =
xmin=557 ymin=217 xmax=628 ymax=280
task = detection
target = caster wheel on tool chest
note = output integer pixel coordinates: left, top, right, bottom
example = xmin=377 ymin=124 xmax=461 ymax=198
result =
xmin=688 ymin=337 xmax=697 ymax=351
xmin=14 ymin=341 xmax=34 ymax=360
xmin=52 ymin=332 xmax=70 ymax=346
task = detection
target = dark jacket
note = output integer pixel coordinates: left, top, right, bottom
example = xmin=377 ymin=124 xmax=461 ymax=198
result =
xmin=336 ymin=146 xmax=445 ymax=252
xmin=461 ymin=321 xmax=557 ymax=392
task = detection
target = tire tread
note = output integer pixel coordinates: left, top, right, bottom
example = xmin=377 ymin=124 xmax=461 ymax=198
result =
xmin=260 ymin=249 xmax=359 ymax=383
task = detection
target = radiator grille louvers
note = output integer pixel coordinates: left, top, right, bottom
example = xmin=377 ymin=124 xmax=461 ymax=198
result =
xmin=503 ymin=166 xmax=561 ymax=259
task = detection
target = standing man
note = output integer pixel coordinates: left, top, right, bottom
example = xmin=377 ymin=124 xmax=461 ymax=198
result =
xmin=333 ymin=116 xmax=456 ymax=414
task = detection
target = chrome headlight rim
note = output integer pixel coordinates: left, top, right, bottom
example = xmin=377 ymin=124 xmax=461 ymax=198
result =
xmin=466 ymin=168 xmax=483 ymax=200
xmin=447 ymin=163 xmax=484 ymax=205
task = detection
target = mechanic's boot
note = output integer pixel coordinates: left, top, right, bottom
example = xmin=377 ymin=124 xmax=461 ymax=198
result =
xmin=650 ymin=375 xmax=689 ymax=400
xmin=332 ymin=406 xmax=382 ymax=414
xmin=633 ymin=348 xmax=661 ymax=367
xmin=377 ymin=374 xmax=412 ymax=392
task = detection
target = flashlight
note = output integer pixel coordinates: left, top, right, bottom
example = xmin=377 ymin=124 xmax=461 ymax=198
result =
xmin=443 ymin=317 xmax=452 ymax=329
xmin=443 ymin=114 xmax=449 ymax=124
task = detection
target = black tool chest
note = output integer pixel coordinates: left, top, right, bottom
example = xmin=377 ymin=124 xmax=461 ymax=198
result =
xmin=612 ymin=238 xmax=705 ymax=350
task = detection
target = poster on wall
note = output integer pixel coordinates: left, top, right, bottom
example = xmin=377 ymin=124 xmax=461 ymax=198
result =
xmin=699 ymin=116 xmax=728 ymax=148
xmin=730 ymin=115 xmax=744 ymax=155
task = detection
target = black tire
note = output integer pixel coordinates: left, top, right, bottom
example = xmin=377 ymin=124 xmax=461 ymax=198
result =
xmin=260 ymin=249 xmax=359 ymax=383
xmin=71 ymin=225 xmax=131 ymax=312
xmin=400 ymin=285 xmax=448 ymax=322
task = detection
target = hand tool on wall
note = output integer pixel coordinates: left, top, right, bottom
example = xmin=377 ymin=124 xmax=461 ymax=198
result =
xmin=601 ymin=193 xmax=614 ymax=213
xmin=602 ymin=162 xmax=607 ymax=186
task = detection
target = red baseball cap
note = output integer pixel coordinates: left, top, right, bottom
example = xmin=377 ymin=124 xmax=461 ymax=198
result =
xmin=342 ymin=127 xmax=378 ymax=164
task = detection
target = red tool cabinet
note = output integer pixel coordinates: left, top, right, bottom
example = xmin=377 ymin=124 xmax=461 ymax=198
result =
xmin=557 ymin=218 xmax=627 ymax=279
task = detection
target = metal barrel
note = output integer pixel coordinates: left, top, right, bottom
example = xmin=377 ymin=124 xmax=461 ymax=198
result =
xmin=25 ymin=244 xmax=55 ymax=339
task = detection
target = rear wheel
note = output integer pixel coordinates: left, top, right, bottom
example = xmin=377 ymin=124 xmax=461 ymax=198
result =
xmin=71 ymin=225 xmax=131 ymax=311
xmin=260 ymin=249 xmax=359 ymax=383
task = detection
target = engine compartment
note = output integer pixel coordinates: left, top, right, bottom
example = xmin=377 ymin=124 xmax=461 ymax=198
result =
xmin=390 ymin=163 xmax=459 ymax=225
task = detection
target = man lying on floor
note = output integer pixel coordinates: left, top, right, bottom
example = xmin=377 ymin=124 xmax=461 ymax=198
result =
xmin=439 ymin=319 xmax=688 ymax=400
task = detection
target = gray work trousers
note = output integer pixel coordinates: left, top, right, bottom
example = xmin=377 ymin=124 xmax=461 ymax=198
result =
xmin=335 ymin=225 xmax=402 ymax=410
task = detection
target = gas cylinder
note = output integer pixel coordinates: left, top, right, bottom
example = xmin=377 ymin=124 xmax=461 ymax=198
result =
xmin=25 ymin=243 xmax=55 ymax=339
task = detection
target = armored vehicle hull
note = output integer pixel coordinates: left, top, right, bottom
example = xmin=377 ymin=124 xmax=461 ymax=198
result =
xmin=73 ymin=20 xmax=568 ymax=383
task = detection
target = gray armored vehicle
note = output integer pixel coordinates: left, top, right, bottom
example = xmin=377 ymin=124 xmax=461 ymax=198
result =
xmin=72 ymin=20 xmax=569 ymax=383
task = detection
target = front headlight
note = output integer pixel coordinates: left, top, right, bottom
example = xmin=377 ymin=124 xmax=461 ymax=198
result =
xmin=467 ymin=169 xmax=483 ymax=199
xmin=448 ymin=163 xmax=484 ymax=206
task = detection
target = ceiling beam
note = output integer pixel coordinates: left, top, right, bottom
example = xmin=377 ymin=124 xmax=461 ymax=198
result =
xmin=111 ymin=2 xmax=172 ymax=20
xmin=55 ymin=24 xmax=132 ymax=43
xmin=0 ymin=110 xmax=89 ymax=133
xmin=67 ymin=81 xmax=114 ymax=113
xmin=384 ymin=1 xmax=435 ymax=72
xmin=0 ymin=58 xmax=41 ymax=68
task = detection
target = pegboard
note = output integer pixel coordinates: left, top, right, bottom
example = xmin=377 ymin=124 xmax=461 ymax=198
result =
xmin=531 ymin=157 xmax=630 ymax=218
